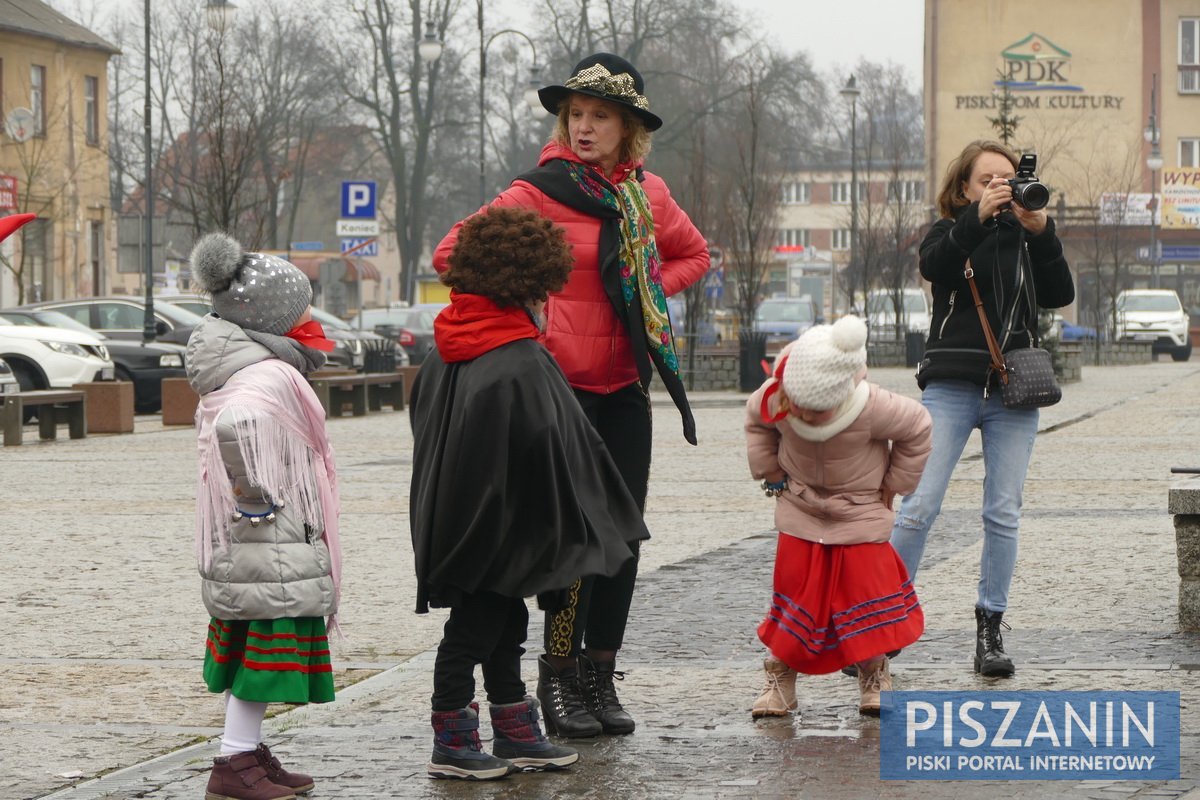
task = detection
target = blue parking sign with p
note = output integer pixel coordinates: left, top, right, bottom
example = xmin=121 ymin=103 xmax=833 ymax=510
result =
xmin=341 ymin=181 xmax=377 ymax=219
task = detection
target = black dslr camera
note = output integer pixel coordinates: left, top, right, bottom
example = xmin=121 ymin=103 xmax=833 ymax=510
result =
xmin=1007 ymin=153 xmax=1050 ymax=211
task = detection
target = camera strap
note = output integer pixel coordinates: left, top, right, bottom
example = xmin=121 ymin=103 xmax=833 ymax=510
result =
xmin=964 ymin=259 xmax=1009 ymax=386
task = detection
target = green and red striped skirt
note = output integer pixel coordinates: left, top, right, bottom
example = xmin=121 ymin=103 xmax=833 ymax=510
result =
xmin=203 ymin=617 xmax=335 ymax=704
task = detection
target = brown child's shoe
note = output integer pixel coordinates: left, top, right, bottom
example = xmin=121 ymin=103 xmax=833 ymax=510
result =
xmin=205 ymin=751 xmax=296 ymax=800
xmin=857 ymin=657 xmax=892 ymax=716
xmin=254 ymin=743 xmax=314 ymax=795
xmin=751 ymin=657 xmax=798 ymax=718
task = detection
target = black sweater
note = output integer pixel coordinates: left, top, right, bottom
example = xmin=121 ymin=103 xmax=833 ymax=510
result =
xmin=916 ymin=202 xmax=1075 ymax=390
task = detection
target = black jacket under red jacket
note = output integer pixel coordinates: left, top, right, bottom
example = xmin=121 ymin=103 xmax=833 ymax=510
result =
xmin=916 ymin=201 xmax=1075 ymax=390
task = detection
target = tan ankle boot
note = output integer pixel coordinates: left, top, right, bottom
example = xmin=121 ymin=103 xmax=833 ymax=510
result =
xmin=857 ymin=657 xmax=892 ymax=716
xmin=751 ymin=657 xmax=798 ymax=718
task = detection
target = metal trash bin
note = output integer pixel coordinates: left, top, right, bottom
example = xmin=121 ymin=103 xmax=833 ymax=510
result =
xmin=739 ymin=331 xmax=768 ymax=392
xmin=905 ymin=331 xmax=926 ymax=368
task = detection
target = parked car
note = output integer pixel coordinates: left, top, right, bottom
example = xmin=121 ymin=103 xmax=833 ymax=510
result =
xmin=753 ymin=296 xmax=819 ymax=347
xmin=1116 ymin=289 xmax=1191 ymax=362
xmin=0 ymin=321 xmax=114 ymax=421
xmin=0 ymin=309 xmax=186 ymax=412
xmin=158 ymin=293 xmax=405 ymax=372
xmin=1044 ymin=312 xmax=1098 ymax=343
xmin=308 ymin=306 xmax=408 ymax=371
xmin=349 ymin=304 xmax=443 ymax=365
xmin=666 ymin=298 xmax=721 ymax=347
xmin=0 ymin=357 xmax=18 ymax=395
xmin=19 ymin=296 xmax=206 ymax=346
xmin=866 ymin=288 xmax=931 ymax=337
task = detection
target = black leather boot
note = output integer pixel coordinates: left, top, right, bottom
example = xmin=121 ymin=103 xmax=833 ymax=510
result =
xmin=578 ymin=653 xmax=635 ymax=735
xmin=974 ymin=606 xmax=1015 ymax=677
xmin=536 ymin=655 xmax=602 ymax=738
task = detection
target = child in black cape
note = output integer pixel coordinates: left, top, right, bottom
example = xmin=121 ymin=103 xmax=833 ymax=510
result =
xmin=408 ymin=206 xmax=649 ymax=780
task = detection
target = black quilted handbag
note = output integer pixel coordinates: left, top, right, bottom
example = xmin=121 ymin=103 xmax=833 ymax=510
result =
xmin=964 ymin=260 xmax=1062 ymax=410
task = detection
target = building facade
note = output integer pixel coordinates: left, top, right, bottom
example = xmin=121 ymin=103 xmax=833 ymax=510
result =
xmin=0 ymin=0 xmax=118 ymax=307
xmin=925 ymin=0 xmax=1200 ymax=322
xmin=774 ymin=163 xmax=926 ymax=319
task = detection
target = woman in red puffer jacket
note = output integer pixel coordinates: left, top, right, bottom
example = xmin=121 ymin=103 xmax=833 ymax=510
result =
xmin=432 ymin=52 xmax=708 ymax=740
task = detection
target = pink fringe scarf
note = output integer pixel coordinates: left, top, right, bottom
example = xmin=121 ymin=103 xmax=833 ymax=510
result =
xmin=193 ymin=358 xmax=342 ymax=630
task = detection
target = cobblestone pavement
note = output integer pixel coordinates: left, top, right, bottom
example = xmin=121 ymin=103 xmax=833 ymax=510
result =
xmin=5 ymin=362 xmax=1200 ymax=799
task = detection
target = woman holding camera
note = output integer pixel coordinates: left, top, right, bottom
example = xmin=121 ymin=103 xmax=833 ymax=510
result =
xmin=890 ymin=140 xmax=1074 ymax=677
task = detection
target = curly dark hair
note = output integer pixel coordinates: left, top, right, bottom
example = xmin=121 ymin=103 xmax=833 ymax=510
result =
xmin=442 ymin=206 xmax=574 ymax=307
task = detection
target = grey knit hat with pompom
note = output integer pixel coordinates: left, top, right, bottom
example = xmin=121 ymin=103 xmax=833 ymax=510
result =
xmin=189 ymin=232 xmax=312 ymax=336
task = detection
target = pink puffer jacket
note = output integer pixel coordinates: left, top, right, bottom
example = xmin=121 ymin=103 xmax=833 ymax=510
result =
xmin=432 ymin=143 xmax=709 ymax=394
xmin=745 ymin=380 xmax=932 ymax=546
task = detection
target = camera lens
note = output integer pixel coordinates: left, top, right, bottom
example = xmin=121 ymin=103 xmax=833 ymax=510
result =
xmin=1017 ymin=182 xmax=1050 ymax=211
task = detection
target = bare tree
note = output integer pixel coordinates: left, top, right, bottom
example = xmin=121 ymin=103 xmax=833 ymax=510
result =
xmin=834 ymin=62 xmax=924 ymax=333
xmin=341 ymin=0 xmax=457 ymax=303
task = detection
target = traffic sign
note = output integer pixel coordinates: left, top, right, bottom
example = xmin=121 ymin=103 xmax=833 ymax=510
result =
xmin=336 ymin=219 xmax=380 ymax=237
xmin=341 ymin=237 xmax=378 ymax=257
xmin=1137 ymin=245 xmax=1200 ymax=262
xmin=290 ymin=241 xmax=324 ymax=251
xmin=341 ymin=181 xmax=377 ymax=218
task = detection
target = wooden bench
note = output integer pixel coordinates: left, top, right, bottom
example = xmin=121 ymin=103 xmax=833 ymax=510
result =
xmin=308 ymin=372 xmax=406 ymax=418
xmin=2 ymin=390 xmax=87 ymax=446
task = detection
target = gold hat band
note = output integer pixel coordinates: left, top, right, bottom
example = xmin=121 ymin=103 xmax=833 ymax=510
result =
xmin=563 ymin=64 xmax=650 ymax=111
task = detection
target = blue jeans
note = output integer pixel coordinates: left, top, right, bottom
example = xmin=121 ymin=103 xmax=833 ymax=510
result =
xmin=890 ymin=380 xmax=1039 ymax=613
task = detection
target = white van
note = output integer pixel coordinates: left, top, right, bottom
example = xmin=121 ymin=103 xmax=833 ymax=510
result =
xmin=866 ymin=288 xmax=931 ymax=337
xmin=1116 ymin=289 xmax=1191 ymax=361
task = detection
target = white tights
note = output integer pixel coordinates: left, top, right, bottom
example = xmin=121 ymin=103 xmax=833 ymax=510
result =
xmin=220 ymin=693 xmax=268 ymax=755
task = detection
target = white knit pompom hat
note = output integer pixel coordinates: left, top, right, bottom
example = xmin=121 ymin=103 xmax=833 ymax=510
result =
xmin=781 ymin=316 xmax=868 ymax=411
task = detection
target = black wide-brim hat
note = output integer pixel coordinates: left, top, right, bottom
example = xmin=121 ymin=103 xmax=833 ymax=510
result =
xmin=538 ymin=52 xmax=663 ymax=131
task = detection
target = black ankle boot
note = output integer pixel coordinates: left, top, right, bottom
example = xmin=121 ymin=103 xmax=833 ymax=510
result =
xmin=536 ymin=655 xmax=602 ymax=738
xmin=974 ymin=607 xmax=1015 ymax=677
xmin=578 ymin=653 xmax=635 ymax=735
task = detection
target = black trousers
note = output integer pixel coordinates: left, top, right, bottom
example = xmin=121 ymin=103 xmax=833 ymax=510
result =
xmin=432 ymin=592 xmax=529 ymax=712
xmin=544 ymin=383 xmax=651 ymax=657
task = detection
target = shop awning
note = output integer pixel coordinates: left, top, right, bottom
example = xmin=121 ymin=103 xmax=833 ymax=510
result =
xmin=286 ymin=255 xmax=380 ymax=282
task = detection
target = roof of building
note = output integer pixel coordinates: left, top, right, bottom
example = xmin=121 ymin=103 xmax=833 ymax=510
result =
xmin=0 ymin=0 xmax=120 ymax=55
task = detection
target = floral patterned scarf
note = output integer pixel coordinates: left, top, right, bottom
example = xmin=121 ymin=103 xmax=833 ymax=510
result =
xmin=563 ymin=162 xmax=680 ymax=376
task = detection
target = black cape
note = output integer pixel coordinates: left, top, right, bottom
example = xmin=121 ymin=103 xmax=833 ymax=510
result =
xmin=409 ymin=338 xmax=649 ymax=613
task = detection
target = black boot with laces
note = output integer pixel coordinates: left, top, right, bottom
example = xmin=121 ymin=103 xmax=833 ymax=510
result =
xmin=578 ymin=653 xmax=635 ymax=735
xmin=974 ymin=606 xmax=1015 ymax=677
xmin=536 ymin=655 xmax=602 ymax=738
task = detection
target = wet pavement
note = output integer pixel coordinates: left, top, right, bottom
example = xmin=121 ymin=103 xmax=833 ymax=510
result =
xmin=6 ymin=362 xmax=1200 ymax=799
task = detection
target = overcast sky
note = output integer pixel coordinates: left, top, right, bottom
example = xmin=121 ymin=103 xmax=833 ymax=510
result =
xmin=57 ymin=0 xmax=925 ymax=85
xmin=501 ymin=0 xmax=926 ymax=84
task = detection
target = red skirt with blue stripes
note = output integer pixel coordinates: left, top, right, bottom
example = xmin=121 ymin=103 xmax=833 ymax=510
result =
xmin=758 ymin=534 xmax=924 ymax=675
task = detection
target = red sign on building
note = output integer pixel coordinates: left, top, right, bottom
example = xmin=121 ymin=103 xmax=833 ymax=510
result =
xmin=0 ymin=176 xmax=17 ymax=211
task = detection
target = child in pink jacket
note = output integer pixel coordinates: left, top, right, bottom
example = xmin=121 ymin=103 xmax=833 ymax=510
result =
xmin=745 ymin=316 xmax=932 ymax=717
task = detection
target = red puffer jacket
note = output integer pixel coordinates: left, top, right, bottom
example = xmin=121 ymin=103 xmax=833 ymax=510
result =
xmin=432 ymin=142 xmax=709 ymax=394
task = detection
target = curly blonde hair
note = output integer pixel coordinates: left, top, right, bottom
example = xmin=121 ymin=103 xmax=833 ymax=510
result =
xmin=442 ymin=207 xmax=574 ymax=307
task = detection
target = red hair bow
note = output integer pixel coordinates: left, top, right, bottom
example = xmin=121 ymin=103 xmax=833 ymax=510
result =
xmin=759 ymin=353 xmax=790 ymax=424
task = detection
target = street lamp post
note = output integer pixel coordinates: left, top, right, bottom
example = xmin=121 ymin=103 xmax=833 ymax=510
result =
xmin=142 ymin=0 xmax=154 ymax=343
xmin=1145 ymin=73 xmax=1163 ymax=290
xmin=476 ymin=0 xmax=545 ymax=207
xmin=840 ymin=75 xmax=861 ymax=321
xmin=142 ymin=0 xmax=238 ymax=343
xmin=413 ymin=20 xmax=443 ymax=305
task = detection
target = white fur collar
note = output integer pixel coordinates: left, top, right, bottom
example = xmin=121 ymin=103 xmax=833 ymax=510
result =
xmin=784 ymin=381 xmax=871 ymax=442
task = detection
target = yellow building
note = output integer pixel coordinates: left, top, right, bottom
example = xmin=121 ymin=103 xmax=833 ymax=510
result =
xmin=925 ymin=0 xmax=1200 ymax=311
xmin=0 ymin=0 xmax=118 ymax=306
